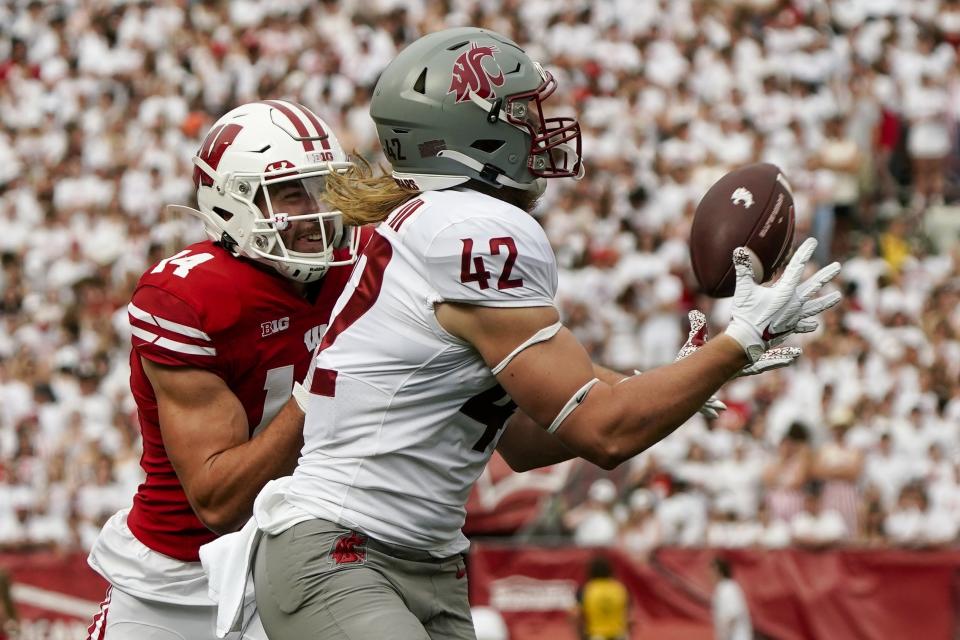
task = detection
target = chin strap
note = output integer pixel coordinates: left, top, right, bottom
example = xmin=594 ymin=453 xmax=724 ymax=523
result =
xmin=436 ymin=149 xmax=544 ymax=191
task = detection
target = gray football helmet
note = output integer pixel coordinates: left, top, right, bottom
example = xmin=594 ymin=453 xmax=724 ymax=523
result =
xmin=369 ymin=27 xmax=583 ymax=193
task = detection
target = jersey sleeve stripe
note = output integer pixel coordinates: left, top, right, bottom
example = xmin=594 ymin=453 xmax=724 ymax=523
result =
xmin=309 ymin=367 xmax=338 ymax=397
xmin=128 ymin=302 xmax=212 ymax=341
xmin=131 ymin=325 xmax=218 ymax=356
xmin=387 ymin=198 xmax=424 ymax=232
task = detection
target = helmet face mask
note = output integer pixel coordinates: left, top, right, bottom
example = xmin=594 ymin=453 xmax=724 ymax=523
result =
xmin=187 ymin=101 xmax=358 ymax=283
xmin=369 ymin=27 xmax=584 ymax=194
xmin=503 ymin=67 xmax=582 ymax=179
xmin=471 ymin=64 xmax=583 ymax=180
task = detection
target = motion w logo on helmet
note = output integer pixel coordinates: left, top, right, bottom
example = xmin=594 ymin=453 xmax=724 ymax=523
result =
xmin=192 ymin=123 xmax=242 ymax=187
xmin=448 ymin=42 xmax=505 ymax=103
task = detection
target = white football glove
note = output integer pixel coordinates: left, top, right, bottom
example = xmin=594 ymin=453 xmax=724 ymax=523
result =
xmin=767 ymin=259 xmax=843 ymax=344
xmin=674 ymin=310 xmax=727 ymax=419
xmin=674 ymin=311 xmax=802 ymax=416
xmin=736 ymin=345 xmax=803 ymax=377
xmin=724 ymin=238 xmax=841 ymax=362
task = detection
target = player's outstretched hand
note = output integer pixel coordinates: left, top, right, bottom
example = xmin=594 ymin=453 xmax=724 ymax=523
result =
xmin=724 ymin=238 xmax=841 ymax=362
xmin=736 ymin=346 xmax=803 ymax=377
xmin=674 ymin=310 xmax=727 ymax=419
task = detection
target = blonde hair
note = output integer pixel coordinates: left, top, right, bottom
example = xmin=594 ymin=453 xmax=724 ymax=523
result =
xmin=324 ymin=155 xmax=419 ymax=226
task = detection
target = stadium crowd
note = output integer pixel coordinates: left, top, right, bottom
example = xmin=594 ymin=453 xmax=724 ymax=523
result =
xmin=0 ymin=0 xmax=959 ymax=556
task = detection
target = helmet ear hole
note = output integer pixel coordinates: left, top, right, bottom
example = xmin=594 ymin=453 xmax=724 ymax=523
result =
xmin=213 ymin=207 xmax=234 ymax=222
xmin=413 ymin=68 xmax=427 ymax=95
xmin=219 ymin=231 xmax=238 ymax=252
xmin=470 ymin=139 xmax=505 ymax=153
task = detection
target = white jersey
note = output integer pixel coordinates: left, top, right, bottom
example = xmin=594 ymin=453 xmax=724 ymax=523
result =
xmin=270 ymin=189 xmax=558 ymax=556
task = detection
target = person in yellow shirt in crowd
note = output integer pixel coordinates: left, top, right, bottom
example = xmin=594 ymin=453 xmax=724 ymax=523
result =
xmin=572 ymin=555 xmax=630 ymax=640
xmin=879 ymin=218 xmax=912 ymax=273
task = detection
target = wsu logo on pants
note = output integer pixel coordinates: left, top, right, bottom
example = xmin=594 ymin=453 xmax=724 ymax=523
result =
xmin=331 ymin=532 xmax=367 ymax=565
xmin=448 ymin=42 xmax=505 ymax=103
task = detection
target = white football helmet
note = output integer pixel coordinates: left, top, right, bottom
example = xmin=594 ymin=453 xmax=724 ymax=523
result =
xmin=179 ymin=100 xmax=357 ymax=283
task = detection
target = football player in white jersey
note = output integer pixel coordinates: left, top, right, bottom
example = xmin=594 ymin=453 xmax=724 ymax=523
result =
xmin=204 ymin=28 xmax=841 ymax=640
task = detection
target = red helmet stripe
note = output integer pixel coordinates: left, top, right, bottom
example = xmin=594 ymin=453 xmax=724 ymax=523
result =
xmin=198 ymin=124 xmax=224 ymax=162
xmin=261 ymin=100 xmax=315 ymax=152
xmin=194 ymin=123 xmax=243 ymax=188
xmin=294 ymin=102 xmax=331 ymax=151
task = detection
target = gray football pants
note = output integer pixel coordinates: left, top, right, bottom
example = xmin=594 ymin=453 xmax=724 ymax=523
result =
xmin=253 ymin=518 xmax=476 ymax=640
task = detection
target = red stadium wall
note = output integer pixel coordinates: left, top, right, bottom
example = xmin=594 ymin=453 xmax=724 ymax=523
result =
xmin=2 ymin=548 xmax=959 ymax=639
xmin=0 ymin=552 xmax=107 ymax=639
xmin=469 ymin=545 xmax=960 ymax=640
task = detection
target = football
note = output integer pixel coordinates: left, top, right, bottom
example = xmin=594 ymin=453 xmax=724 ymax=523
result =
xmin=689 ymin=162 xmax=796 ymax=298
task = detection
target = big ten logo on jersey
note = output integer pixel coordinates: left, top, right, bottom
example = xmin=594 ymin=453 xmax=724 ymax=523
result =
xmin=261 ymin=317 xmax=290 ymax=337
xmin=303 ymin=323 xmax=328 ymax=352
xmin=307 ymin=151 xmax=335 ymax=162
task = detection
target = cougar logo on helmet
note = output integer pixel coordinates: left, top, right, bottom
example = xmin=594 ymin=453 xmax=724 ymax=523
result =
xmin=448 ymin=42 xmax=505 ymax=103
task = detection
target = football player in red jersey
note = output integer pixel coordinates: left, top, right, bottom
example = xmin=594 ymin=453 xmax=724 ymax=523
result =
xmin=85 ymin=100 xmax=364 ymax=640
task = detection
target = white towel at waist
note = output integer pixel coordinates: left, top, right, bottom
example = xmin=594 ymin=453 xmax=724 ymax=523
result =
xmin=199 ymin=477 xmax=313 ymax=638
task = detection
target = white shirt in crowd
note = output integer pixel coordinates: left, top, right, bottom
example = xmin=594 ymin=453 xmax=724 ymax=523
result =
xmin=713 ymin=579 xmax=753 ymax=640
xmin=790 ymin=508 xmax=849 ymax=545
xmin=657 ymin=492 xmax=708 ymax=546
xmin=471 ymin=606 xmax=509 ymax=640
xmin=884 ymin=506 xmax=959 ymax=546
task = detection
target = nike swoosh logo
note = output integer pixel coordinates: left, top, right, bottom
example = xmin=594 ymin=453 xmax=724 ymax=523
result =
xmin=762 ymin=326 xmax=791 ymax=341
xmin=575 ymin=389 xmax=588 ymax=403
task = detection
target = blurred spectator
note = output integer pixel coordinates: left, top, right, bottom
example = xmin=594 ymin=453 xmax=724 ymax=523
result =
xmin=618 ymin=489 xmax=661 ymax=560
xmin=707 ymin=503 xmax=764 ymax=549
xmin=762 ymin=422 xmax=813 ymax=523
xmin=711 ymin=437 xmax=765 ymax=520
xmin=790 ymin=481 xmax=850 ymax=548
xmin=656 ymin=478 xmax=707 ymax=547
xmin=755 ymin=502 xmax=791 ymax=549
xmin=711 ymin=557 xmax=752 ymax=640
xmin=864 ymin=433 xmax=913 ymax=510
xmin=810 ymin=115 xmax=862 ymax=262
xmin=812 ymin=410 xmax=864 ymax=535
xmin=472 ymin=606 xmax=509 ymax=640
xmin=573 ymin=555 xmax=630 ymax=640
xmin=904 ymin=72 xmax=952 ymax=210
xmin=564 ymin=479 xmax=620 ymax=547
xmin=858 ymin=486 xmax=888 ymax=547
xmin=884 ymin=482 xmax=959 ymax=547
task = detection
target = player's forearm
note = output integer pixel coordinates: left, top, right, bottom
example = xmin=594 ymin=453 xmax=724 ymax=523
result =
xmin=497 ymin=410 xmax=575 ymax=471
xmin=559 ymin=336 xmax=747 ymax=469
xmin=495 ymin=365 xmax=626 ymax=472
xmin=195 ymin=399 xmax=304 ymax=533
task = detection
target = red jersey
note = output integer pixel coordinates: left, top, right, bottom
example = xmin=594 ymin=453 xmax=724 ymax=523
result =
xmin=124 ymin=240 xmax=354 ymax=562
